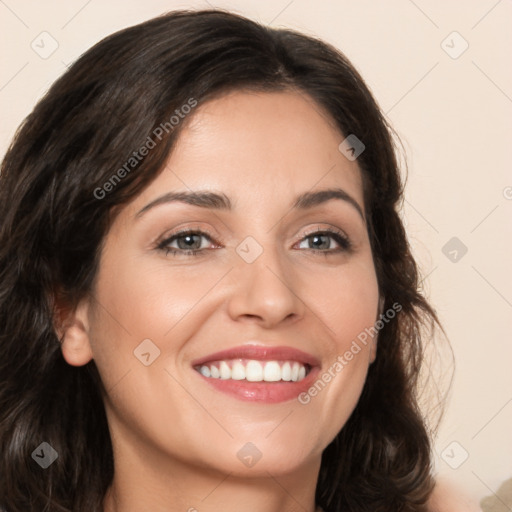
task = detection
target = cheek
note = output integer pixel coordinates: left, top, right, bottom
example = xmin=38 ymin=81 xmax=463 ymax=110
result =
xmin=87 ymin=255 xmax=224 ymax=387
xmin=85 ymin=258 xmax=224 ymax=461
xmin=295 ymin=256 xmax=379 ymax=443
xmin=308 ymin=255 xmax=380 ymax=346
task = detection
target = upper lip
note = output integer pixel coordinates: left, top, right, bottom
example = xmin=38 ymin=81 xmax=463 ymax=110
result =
xmin=191 ymin=343 xmax=321 ymax=368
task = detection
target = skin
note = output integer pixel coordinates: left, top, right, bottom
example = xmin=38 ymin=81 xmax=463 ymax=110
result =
xmin=59 ymin=90 xmax=382 ymax=512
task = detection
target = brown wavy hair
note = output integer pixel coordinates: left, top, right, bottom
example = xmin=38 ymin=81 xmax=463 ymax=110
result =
xmin=0 ymin=9 xmax=445 ymax=511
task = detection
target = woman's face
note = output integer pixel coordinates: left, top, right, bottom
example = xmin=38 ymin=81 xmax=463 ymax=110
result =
xmin=66 ymin=90 xmax=380 ymax=477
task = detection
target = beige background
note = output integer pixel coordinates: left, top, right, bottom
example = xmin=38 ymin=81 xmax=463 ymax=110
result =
xmin=1 ymin=0 xmax=511 ymax=506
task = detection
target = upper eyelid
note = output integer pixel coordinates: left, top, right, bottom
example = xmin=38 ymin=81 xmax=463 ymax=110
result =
xmin=156 ymin=225 xmax=216 ymax=243
xmin=157 ymin=229 xmax=216 ymax=247
xmin=300 ymin=225 xmax=348 ymax=238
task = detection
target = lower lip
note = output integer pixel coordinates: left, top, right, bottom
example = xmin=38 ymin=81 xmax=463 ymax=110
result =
xmin=195 ymin=366 xmax=320 ymax=403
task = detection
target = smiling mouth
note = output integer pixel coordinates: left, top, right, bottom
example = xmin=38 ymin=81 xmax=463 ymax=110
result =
xmin=194 ymin=359 xmax=312 ymax=382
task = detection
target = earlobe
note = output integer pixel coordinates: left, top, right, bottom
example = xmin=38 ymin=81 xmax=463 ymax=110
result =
xmin=55 ymin=300 xmax=94 ymax=367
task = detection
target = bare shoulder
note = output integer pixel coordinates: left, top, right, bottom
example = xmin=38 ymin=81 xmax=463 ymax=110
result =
xmin=427 ymin=477 xmax=483 ymax=512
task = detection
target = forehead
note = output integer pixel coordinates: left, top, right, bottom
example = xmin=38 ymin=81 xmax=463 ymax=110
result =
xmin=132 ymin=89 xmax=364 ymax=213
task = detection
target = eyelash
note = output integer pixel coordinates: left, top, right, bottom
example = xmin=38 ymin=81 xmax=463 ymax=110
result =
xmin=156 ymin=227 xmax=352 ymax=257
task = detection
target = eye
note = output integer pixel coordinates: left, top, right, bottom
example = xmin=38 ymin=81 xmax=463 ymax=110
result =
xmin=157 ymin=230 xmax=217 ymax=256
xmin=296 ymin=229 xmax=351 ymax=253
xmin=156 ymin=227 xmax=352 ymax=257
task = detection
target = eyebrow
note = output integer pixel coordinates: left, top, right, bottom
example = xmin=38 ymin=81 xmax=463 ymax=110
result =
xmin=293 ymin=188 xmax=365 ymax=220
xmin=135 ymin=187 xmax=365 ymax=221
xmin=135 ymin=191 xmax=232 ymax=218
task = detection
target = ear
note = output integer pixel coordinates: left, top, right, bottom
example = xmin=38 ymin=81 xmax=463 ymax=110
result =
xmin=54 ymin=298 xmax=94 ymax=367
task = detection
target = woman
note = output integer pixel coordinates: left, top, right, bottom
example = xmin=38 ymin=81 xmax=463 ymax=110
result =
xmin=0 ymin=9 xmax=451 ymax=512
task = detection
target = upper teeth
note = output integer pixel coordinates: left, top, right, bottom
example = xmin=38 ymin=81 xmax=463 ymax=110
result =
xmin=197 ymin=360 xmax=308 ymax=382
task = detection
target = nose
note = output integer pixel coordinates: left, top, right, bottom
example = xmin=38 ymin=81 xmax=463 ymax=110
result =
xmin=226 ymin=244 xmax=305 ymax=328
